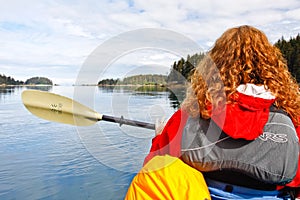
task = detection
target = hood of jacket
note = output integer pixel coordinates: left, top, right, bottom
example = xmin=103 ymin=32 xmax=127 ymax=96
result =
xmin=209 ymin=84 xmax=276 ymax=140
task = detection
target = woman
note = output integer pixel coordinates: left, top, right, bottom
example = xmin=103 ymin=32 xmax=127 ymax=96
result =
xmin=128 ymin=25 xmax=300 ymax=199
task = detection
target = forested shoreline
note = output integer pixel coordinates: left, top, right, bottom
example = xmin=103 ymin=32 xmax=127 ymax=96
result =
xmin=98 ymin=74 xmax=167 ymax=86
xmin=275 ymin=35 xmax=300 ymax=82
xmin=0 ymin=75 xmax=53 ymax=86
xmin=166 ymin=34 xmax=300 ymax=84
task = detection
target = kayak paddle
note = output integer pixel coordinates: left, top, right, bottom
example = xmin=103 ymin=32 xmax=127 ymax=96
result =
xmin=21 ymin=90 xmax=155 ymax=130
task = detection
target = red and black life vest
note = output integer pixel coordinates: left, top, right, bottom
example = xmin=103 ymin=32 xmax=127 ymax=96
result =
xmin=181 ymin=109 xmax=299 ymax=186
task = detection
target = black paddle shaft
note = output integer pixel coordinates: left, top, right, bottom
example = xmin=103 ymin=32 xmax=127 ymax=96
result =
xmin=101 ymin=115 xmax=155 ymax=130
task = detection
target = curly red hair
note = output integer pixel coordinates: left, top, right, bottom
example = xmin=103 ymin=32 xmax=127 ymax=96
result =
xmin=182 ymin=25 xmax=300 ymax=124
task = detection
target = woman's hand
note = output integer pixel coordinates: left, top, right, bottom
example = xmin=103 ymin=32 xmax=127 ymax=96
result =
xmin=155 ymin=117 xmax=167 ymax=136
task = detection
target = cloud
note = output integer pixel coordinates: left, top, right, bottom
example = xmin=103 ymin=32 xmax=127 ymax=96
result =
xmin=286 ymin=7 xmax=300 ymax=20
xmin=98 ymin=50 xmax=180 ymax=79
xmin=0 ymin=0 xmax=300 ymax=84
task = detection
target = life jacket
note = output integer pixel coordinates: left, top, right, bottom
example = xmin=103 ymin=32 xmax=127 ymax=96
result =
xmin=180 ymin=109 xmax=299 ymax=185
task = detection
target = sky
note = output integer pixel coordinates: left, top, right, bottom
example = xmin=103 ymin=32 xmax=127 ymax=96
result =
xmin=1 ymin=0 xmax=300 ymax=85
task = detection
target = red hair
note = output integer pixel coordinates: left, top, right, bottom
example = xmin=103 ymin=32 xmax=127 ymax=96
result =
xmin=182 ymin=25 xmax=300 ymax=124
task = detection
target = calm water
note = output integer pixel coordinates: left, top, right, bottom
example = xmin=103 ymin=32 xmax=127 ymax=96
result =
xmin=0 ymin=86 xmax=181 ymax=200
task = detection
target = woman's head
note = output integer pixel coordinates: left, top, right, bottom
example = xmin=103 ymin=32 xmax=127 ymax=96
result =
xmin=211 ymin=25 xmax=286 ymax=88
xmin=182 ymin=25 xmax=300 ymax=123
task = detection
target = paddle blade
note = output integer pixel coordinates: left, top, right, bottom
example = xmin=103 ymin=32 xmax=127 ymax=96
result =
xmin=22 ymin=90 xmax=103 ymax=126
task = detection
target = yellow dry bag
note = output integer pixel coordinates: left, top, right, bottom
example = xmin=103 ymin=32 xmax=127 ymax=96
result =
xmin=125 ymin=155 xmax=211 ymax=200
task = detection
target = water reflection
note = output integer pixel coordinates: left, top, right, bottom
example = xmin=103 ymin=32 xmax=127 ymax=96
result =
xmin=98 ymin=85 xmax=186 ymax=109
xmin=25 ymin=85 xmax=52 ymax=91
xmin=0 ymin=85 xmax=184 ymax=109
xmin=97 ymin=85 xmax=115 ymax=93
xmin=0 ymin=86 xmax=53 ymax=102
xmin=167 ymin=87 xmax=186 ymax=109
xmin=134 ymin=85 xmax=167 ymax=93
xmin=0 ymin=86 xmax=15 ymax=95
xmin=98 ymin=85 xmax=167 ymax=93
xmin=0 ymin=86 xmax=52 ymax=95
xmin=0 ymin=86 xmax=20 ymax=102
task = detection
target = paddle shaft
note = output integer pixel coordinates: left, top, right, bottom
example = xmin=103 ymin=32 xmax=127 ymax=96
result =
xmin=22 ymin=90 xmax=156 ymax=130
xmin=101 ymin=115 xmax=155 ymax=130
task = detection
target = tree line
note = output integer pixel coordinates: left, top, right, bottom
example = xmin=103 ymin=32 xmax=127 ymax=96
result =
xmin=275 ymin=34 xmax=300 ymax=82
xmin=98 ymin=74 xmax=167 ymax=85
xmin=0 ymin=75 xmax=53 ymax=85
xmin=167 ymin=34 xmax=300 ymax=84
xmin=167 ymin=52 xmax=205 ymax=84
xmin=0 ymin=74 xmax=24 ymax=85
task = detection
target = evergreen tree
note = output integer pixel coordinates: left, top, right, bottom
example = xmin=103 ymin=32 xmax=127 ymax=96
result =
xmin=275 ymin=34 xmax=300 ymax=82
xmin=167 ymin=52 xmax=206 ymax=83
xmin=0 ymin=74 xmax=24 ymax=85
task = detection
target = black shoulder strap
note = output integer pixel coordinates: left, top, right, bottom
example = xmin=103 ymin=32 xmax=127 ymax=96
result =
xmin=269 ymin=105 xmax=288 ymax=116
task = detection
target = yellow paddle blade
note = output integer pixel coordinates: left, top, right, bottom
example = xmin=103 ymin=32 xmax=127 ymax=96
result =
xmin=22 ymin=90 xmax=103 ymax=126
